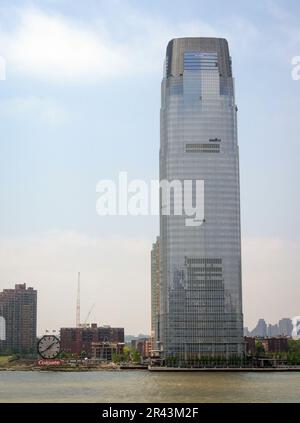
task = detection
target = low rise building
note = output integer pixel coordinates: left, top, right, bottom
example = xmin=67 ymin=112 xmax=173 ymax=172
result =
xmin=60 ymin=324 xmax=124 ymax=357
xmin=262 ymin=337 xmax=289 ymax=353
xmin=131 ymin=337 xmax=152 ymax=358
xmin=91 ymin=342 xmax=124 ymax=362
xmin=244 ymin=337 xmax=256 ymax=355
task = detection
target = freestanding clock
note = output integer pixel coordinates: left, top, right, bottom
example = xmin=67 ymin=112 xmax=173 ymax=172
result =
xmin=37 ymin=335 xmax=61 ymax=359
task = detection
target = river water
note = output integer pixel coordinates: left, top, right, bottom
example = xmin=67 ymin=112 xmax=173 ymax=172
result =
xmin=0 ymin=371 xmax=299 ymax=402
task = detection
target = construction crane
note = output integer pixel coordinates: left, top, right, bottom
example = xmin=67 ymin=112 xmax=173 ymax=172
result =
xmin=75 ymin=272 xmax=96 ymax=327
xmin=83 ymin=304 xmax=95 ymax=326
xmin=76 ymin=272 xmax=80 ymax=327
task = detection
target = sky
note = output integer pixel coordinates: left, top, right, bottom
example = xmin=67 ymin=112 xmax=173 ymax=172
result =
xmin=0 ymin=0 xmax=299 ymax=336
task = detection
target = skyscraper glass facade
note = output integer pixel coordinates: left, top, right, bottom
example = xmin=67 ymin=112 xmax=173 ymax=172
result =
xmin=159 ymin=38 xmax=244 ymax=362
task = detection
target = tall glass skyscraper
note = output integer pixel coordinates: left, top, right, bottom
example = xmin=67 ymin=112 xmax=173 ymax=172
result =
xmin=159 ymin=38 xmax=244 ymax=363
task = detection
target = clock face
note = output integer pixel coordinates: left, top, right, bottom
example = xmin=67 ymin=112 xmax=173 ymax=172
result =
xmin=38 ymin=335 xmax=60 ymax=359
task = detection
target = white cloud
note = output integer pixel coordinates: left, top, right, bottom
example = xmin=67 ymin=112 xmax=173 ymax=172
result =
xmin=0 ymin=8 xmax=132 ymax=82
xmin=0 ymin=7 xmax=260 ymax=83
xmin=0 ymin=96 xmax=68 ymax=125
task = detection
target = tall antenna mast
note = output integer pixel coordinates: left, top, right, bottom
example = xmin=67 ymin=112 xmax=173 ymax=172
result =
xmin=76 ymin=272 xmax=80 ymax=327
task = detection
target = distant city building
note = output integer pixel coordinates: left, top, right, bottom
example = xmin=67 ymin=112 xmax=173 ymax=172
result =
xmin=243 ymin=327 xmax=250 ymax=336
xmin=262 ymin=337 xmax=289 ymax=354
xmin=250 ymin=319 xmax=267 ymax=337
xmin=244 ymin=337 xmax=256 ymax=355
xmin=0 ymin=284 xmax=37 ymax=354
xmin=267 ymin=324 xmax=279 ymax=337
xmin=91 ymin=342 xmax=124 ymax=361
xmin=248 ymin=318 xmax=293 ymax=338
xmin=125 ymin=333 xmax=150 ymax=343
xmin=151 ymin=237 xmax=160 ymax=348
xmin=278 ymin=318 xmax=293 ymax=337
xmin=131 ymin=337 xmax=152 ymax=358
xmin=60 ymin=324 xmax=124 ymax=357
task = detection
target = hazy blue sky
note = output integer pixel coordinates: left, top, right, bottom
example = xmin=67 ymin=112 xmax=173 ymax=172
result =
xmin=0 ymin=0 xmax=299 ymax=335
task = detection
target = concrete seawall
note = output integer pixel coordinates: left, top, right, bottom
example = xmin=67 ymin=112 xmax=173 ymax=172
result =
xmin=148 ymin=366 xmax=300 ymax=372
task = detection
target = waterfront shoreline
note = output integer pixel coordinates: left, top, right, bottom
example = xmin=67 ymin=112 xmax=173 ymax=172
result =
xmin=0 ymin=363 xmax=148 ymax=372
xmin=149 ymin=366 xmax=300 ymax=372
xmin=2 ymin=364 xmax=300 ymax=372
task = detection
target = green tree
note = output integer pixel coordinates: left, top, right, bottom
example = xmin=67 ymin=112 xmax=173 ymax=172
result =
xmin=287 ymin=340 xmax=300 ymax=364
xmin=80 ymin=350 xmax=87 ymax=359
xmin=288 ymin=339 xmax=300 ymax=353
xmin=131 ymin=350 xmax=141 ymax=363
xmin=122 ymin=346 xmax=131 ymax=362
xmin=112 ymin=353 xmax=121 ymax=364
xmin=255 ymin=341 xmax=265 ymax=357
